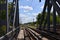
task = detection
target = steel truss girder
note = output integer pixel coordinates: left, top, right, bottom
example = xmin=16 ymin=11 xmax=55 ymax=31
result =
xmin=39 ymin=0 xmax=48 ymax=30
xmin=39 ymin=0 xmax=60 ymax=32
xmin=51 ymin=0 xmax=60 ymax=16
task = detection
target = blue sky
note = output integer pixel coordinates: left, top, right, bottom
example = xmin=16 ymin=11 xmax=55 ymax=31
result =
xmin=9 ymin=0 xmax=57 ymax=24
xmin=19 ymin=0 xmax=45 ymax=24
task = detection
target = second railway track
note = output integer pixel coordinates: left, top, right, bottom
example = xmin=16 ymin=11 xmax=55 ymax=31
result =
xmin=24 ymin=27 xmax=60 ymax=40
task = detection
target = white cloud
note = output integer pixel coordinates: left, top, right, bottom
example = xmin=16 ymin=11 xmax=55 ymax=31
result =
xmin=19 ymin=13 xmax=28 ymax=24
xmin=19 ymin=13 xmax=33 ymax=24
xmin=41 ymin=5 xmax=44 ymax=9
xmin=20 ymin=5 xmax=33 ymax=10
xmin=19 ymin=5 xmax=33 ymax=12
xmin=19 ymin=13 xmax=28 ymax=18
xmin=32 ymin=13 xmax=39 ymax=16
xmin=19 ymin=12 xmax=40 ymax=24
xmin=24 ymin=10 xmax=29 ymax=12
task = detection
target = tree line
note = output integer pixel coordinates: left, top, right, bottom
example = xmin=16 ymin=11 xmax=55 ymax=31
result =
xmin=0 ymin=0 xmax=12 ymax=37
xmin=25 ymin=12 xmax=60 ymax=27
xmin=36 ymin=12 xmax=60 ymax=26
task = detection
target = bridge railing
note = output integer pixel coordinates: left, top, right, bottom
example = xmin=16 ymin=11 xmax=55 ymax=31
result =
xmin=0 ymin=27 xmax=20 ymax=40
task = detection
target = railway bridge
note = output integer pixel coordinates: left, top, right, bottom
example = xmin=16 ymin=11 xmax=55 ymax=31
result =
xmin=0 ymin=0 xmax=60 ymax=40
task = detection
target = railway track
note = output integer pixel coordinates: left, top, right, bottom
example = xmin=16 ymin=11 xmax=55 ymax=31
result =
xmin=24 ymin=27 xmax=48 ymax=40
xmin=24 ymin=27 xmax=60 ymax=40
xmin=25 ymin=28 xmax=41 ymax=40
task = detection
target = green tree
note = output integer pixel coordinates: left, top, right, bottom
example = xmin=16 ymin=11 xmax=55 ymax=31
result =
xmin=36 ymin=12 xmax=60 ymax=26
xmin=36 ymin=13 xmax=41 ymax=26
xmin=0 ymin=0 xmax=13 ymax=36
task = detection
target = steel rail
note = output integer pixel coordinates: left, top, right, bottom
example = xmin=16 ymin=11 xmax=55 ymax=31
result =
xmin=25 ymin=27 xmax=42 ymax=40
xmin=27 ymin=27 xmax=60 ymax=40
xmin=24 ymin=29 xmax=31 ymax=40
